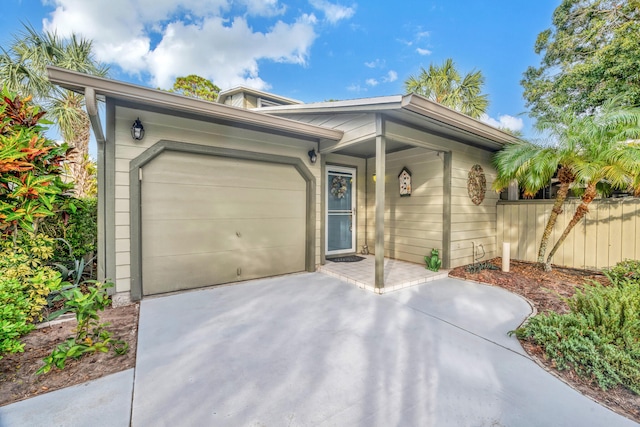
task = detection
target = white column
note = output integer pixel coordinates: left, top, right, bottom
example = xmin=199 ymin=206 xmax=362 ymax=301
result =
xmin=375 ymin=115 xmax=386 ymax=290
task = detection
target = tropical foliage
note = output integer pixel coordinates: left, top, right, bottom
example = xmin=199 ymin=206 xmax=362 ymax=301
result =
xmin=0 ymin=88 xmax=70 ymax=236
xmin=493 ymin=100 xmax=640 ymax=271
xmin=404 ymin=58 xmax=489 ymax=119
xmin=0 ymin=24 xmax=108 ymax=198
xmin=0 ymin=90 xmax=70 ymax=358
xmin=522 ymin=0 xmax=640 ymax=121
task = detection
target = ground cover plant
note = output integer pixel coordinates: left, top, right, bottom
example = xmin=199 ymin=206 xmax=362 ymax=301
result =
xmin=514 ymin=261 xmax=640 ymax=394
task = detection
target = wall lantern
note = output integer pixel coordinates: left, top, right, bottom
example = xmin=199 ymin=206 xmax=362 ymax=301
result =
xmin=308 ymin=149 xmax=317 ymax=164
xmin=131 ymin=118 xmax=145 ymax=141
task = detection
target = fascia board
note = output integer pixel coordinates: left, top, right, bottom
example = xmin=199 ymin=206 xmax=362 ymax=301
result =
xmin=401 ymin=94 xmax=520 ymax=147
xmin=46 ymin=66 xmax=343 ymax=141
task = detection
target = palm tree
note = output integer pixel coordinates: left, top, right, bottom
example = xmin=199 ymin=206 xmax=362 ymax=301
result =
xmin=493 ymin=100 xmax=640 ymax=271
xmin=542 ymin=105 xmax=640 ymax=271
xmin=0 ymin=24 xmax=108 ymax=198
xmin=404 ymin=58 xmax=489 ymax=119
xmin=492 ymin=141 xmax=578 ymax=266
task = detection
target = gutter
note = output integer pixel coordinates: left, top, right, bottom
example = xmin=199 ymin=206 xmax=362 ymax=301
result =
xmin=84 ymin=87 xmax=106 ymax=144
xmin=46 ymin=66 xmax=343 ymax=142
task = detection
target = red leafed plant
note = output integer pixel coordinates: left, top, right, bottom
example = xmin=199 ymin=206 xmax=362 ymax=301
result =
xmin=0 ymin=87 xmax=71 ymax=236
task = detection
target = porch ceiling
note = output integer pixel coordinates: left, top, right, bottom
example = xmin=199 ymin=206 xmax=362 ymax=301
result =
xmin=329 ymin=138 xmax=417 ymax=158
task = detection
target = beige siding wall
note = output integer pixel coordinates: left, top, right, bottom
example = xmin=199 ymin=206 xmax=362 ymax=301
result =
xmin=113 ymin=106 xmax=321 ymax=294
xmin=366 ymin=148 xmax=444 ymax=265
xmin=497 ymin=199 xmax=640 ymax=270
xmin=449 ymin=150 xmax=499 ymax=267
xmin=324 ymin=153 xmax=367 ymax=254
xmin=384 ymin=121 xmax=499 ymax=268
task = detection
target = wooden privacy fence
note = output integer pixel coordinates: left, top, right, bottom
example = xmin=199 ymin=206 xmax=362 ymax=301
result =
xmin=497 ymin=198 xmax=640 ymax=271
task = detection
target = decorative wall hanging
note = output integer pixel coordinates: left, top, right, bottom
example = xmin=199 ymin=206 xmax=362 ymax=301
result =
xmin=398 ymin=167 xmax=412 ymax=197
xmin=467 ymin=164 xmax=486 ymax=205
xmin=330 ymin=176 xmax=348 ymax=199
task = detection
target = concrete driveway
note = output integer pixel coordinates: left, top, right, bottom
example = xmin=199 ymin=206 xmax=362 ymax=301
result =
xmin=131 ymin=273 xmax=635 ymax=427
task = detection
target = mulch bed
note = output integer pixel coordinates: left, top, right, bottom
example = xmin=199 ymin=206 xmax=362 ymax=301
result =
xmin=0 ymin=303 xmax=139 ymax=406
xmin=449 ymin=258 xmax=639 ymax=423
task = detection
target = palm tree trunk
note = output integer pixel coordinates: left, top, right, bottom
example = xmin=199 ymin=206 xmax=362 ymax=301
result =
xmin=537 ymin=181 xmax=571 ymax=264
xmin=544 ymin=183 xmax=597 ymax=271
xmin=66 ymin=111 xmax=91 ymax=198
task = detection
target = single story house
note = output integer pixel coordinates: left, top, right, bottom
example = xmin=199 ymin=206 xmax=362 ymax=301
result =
xmin=48 ymin=67 xmax=519 ymax=303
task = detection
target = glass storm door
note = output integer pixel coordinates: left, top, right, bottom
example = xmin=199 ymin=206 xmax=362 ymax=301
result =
xmin=326 ymin=166 xmax=356 ymax=255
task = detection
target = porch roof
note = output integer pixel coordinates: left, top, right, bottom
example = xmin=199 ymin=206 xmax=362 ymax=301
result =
xmin=259 ymin=93 xmax=521 ymax=156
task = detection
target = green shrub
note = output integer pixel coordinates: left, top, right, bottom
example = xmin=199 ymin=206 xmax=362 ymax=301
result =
xmin=0 ymin=233 xmax=66 ymax=359
xmin=604 ymin=259 xmax=640 ymax=283
xmin=0 ymin=277 xmax=35 ymax=355
xmin=514 ymin=270 xmax=640 ymax=394
xmin=41 ymin=197 xmax=97 ymax=263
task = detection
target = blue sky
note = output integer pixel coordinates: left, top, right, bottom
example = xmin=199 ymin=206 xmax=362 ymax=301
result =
xmin=2 ymin=0 xmax=559 ymax=137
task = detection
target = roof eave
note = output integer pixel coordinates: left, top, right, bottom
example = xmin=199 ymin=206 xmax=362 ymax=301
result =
xmin=46 ymin=67 xmax=343 ymax=141
xmin=257 ymin=95 xmax=404 ymax=114
xmin=401 ymin=93 xmax=520 ymax=148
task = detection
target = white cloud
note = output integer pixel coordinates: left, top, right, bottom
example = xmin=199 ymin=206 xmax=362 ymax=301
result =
xmin=365 ymin=78 xmax=378 ymax=86
xmin=364 ymin=58 xmax=385 ymax=69
xmin=416 ymin=47 xmax=432 ymax=56
xmin=347 ymin=83 xmax=366 ymax=92
xmin=238 ymin=0 xmax=287 ymax=16
xmin=480 ymin=114 xmax=524 ymax=132
xmin=383 ymin=70 xmax=397 ymax=82
xmin=309 ymin=0 xmax=355 ymax=24
xmin=43 ymin=0 xmax=317 ymax=89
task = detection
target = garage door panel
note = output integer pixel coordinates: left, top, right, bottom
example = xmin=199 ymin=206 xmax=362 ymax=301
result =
xmin=143 ymin=251 xmax=241 ymax=295
xmin=144 ymin=152 xmax=305 ymax=191
xmin=142 ymin=184 xmax=306 ymax=221
xmin=141 ymin=151 xmax=308 ymax=296
xmin=143 ymin=218 xmax=305 ymax=257
xmin=143 ymin=245 xmax=305 ymax=295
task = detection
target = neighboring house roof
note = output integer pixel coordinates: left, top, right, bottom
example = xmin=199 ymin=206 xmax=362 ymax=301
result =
xmin=46 ymin=67 xmax=343 ymax=142
xmin=217 ymin=86 xmax=302 ymax=107
xmin=258 ymin=94 xmax=520 ymax=153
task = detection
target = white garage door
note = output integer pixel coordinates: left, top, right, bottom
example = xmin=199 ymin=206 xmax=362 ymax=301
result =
xmin=141 ymin=151 xmax=307 ymax=296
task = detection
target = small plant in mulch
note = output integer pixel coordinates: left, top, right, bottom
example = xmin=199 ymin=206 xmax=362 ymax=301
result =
xmin=465 ymin=261 xmax=499 ymax=274
xmin=37 ymin=282 xmax=129 ymax=374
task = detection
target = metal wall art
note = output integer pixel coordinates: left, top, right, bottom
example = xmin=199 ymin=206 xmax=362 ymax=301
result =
xmin=467 ymin=164 xmax=486 ymax=205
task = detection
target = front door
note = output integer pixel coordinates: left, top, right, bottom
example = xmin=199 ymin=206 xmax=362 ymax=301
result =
xmin=326 ymin=166 xmax=356 ymax=255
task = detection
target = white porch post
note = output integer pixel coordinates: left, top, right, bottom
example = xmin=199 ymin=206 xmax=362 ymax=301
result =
xmin=375 ymin=115 xmax=386 ymax=290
